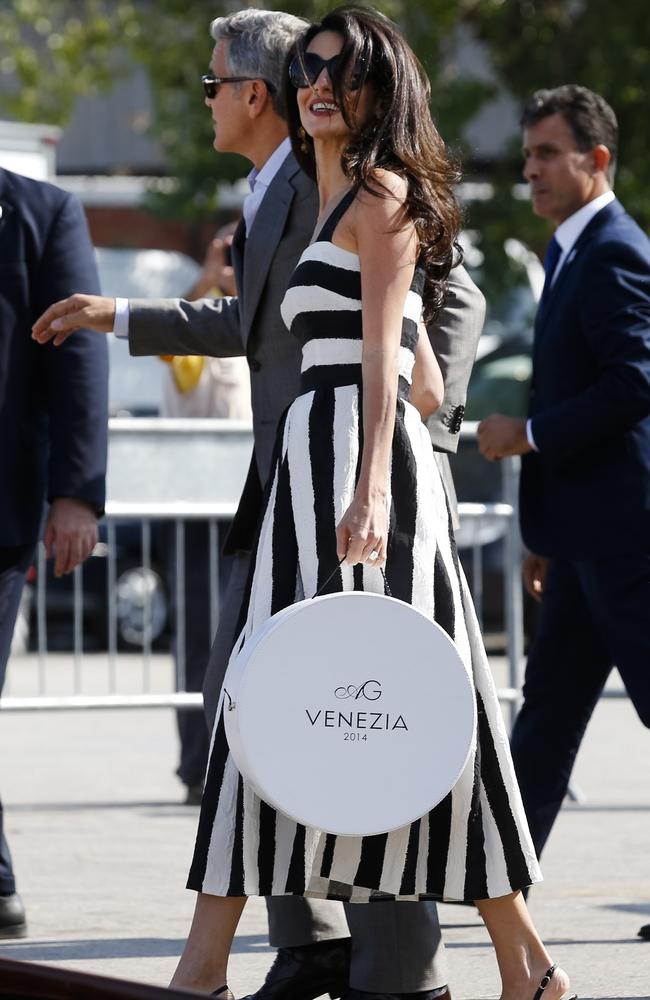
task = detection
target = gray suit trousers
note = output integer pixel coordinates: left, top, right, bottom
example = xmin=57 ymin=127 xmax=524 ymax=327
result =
xmin=203 ymin=553 xmax=447 ymax=993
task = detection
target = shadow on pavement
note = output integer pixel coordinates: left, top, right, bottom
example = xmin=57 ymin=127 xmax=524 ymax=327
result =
xmin=8 ymin=803 xmax=193 ymax=814
xmin=601 ymin=902 xmax=650 ymax=917
xmin=444 ymin=937 xmax=645 ymax=949
xmin=0 ymin=934 xmax=271 ymax=962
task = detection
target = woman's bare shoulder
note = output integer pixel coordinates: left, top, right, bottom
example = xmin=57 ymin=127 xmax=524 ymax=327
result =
xmin=353 ymin=170 xmax=410 ymax=237
xmin=357 ymin=169 xmax=408 ymax=207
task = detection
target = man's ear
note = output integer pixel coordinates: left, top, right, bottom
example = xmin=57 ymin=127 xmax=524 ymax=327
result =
xmin=592 ymin=143 xmax=611 ymax=176
xmin=247 ymin=79 xmax=271 ymax=119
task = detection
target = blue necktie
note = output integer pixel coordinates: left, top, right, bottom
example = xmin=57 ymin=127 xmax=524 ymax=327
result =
xmin=541 ymin=235 xmax=561 ymax=298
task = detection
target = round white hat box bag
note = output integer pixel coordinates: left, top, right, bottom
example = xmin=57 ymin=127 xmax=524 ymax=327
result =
xmin=223 ymin=590 xmax=476 ymax=837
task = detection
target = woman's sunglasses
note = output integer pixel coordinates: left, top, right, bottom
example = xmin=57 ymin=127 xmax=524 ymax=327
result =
xmin=288 ymin=52 xmax=366 ymax=91
xmin=201 ymin=73 xmax=276 ymax=100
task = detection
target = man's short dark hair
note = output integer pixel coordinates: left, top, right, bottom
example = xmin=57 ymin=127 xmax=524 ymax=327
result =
xmin=521 ymin=85 xmax=618 ymax=181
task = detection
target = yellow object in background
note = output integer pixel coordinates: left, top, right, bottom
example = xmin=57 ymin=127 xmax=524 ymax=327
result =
xmin=159 ymin=355 xmax=205 ymax=394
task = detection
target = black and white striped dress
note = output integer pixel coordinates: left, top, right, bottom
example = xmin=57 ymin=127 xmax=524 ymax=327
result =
xmin=188 ymin=190 xmax=542 ymax=903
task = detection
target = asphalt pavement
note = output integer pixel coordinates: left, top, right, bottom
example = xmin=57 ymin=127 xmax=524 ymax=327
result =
xmin=0 ymin=653 xmax=648 ymax=999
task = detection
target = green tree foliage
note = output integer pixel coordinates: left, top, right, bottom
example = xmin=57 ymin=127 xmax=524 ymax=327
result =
xmin=0 ymin=0 xmax=137 ymax=122
xmin=0 ymin=0 xmax=491 ymax=219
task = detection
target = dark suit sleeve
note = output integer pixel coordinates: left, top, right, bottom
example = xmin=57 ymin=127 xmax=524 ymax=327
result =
xmin=128 ymin=296 xmax=245 ymax=358
xmin=35 ymin=193 xmax=108 ymax=512
xmin=532 ymin=239 xmax=650 ymax=460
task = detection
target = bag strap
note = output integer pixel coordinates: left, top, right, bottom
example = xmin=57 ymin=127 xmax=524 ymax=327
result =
xmin=312 ymin=557 xmax=392 ymax=599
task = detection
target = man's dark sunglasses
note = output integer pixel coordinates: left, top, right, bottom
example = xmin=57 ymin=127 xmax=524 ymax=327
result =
xmin=288 ymin=52 xmax=365 ymax=91
xmin=202 ymin=73 xmax=276 ymax=100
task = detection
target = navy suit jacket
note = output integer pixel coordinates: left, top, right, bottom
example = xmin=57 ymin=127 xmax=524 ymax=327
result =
xmin=0 ymin=168 xmax=108 ymax=548
xmin=520 ymin=198 xmax=650 ymax=558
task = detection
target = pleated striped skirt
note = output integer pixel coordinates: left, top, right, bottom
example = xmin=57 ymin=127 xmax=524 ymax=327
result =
xmin=187 ymin=381 xmax=542 ymax=902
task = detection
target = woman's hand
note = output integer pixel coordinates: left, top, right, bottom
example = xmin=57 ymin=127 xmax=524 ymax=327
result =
xmin=336 ymin=488 xmax=388 ymax=566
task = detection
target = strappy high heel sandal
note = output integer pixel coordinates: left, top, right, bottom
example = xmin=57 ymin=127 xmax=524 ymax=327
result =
xmin=533 ymin=963 xmax=577 ymax=1000
xmin=211 ymin=987 xmax=233 ymax=998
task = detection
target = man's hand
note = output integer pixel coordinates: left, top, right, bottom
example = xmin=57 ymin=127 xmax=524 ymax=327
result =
xmin=522 ymin=552 xmax=550 ymax=602
xmin=32 ymin=294 xmax=116 ymax=347
xmin=44 ymin=498 xmax=98 ymax=577
xmin=478 ymin=414 xmax=532 ymax=461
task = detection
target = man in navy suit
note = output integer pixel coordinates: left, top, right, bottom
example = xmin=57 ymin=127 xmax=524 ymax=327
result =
xmin=0 ymin=167 xmax=108 ymax=937
xmin=478 ymin=85 xmax=650 ymax=880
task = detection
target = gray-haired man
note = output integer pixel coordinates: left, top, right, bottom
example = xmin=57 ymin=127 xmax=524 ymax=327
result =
xmin=33 ymin=10 xmax=485 ymax=999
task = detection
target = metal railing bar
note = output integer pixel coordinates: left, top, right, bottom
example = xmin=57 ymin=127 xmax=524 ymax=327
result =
xmin=106 ymin=502 xmax=239 ymax=519
xmin=141 ymin=519 xmax=152 ymax=686
xmin=0 ymin=693 xmax=204 ymax=712
xmin=73 ymin=564 xmax=83 ymax=691
xmin=209 ymin=519 xmax=220 ymax=643
xmin=175 ymin=519 xmax=186 ymax=694
xmin=107 ymin=522 xmax=118 ymax=691
xmin=502 ymin=456 xmax=525 ymax=730
xmin=37 ymin=542 xmax=47 ymax=693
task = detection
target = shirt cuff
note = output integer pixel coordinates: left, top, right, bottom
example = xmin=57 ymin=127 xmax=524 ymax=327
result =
xmin=112 ymin=297 xmax=130 ymax=340
xmin=526 ymin=418 xmax=539 ymax=452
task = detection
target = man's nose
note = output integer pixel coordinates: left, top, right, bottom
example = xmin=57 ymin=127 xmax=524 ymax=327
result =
xmin=523 ymin=157 xmax=538 ymax=181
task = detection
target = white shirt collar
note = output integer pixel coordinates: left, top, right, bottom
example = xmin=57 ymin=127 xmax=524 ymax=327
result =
xmin=554 ymin=190 xmax=615 ymax=255
xmin=247 ymin=136 xmax=292 ymax=194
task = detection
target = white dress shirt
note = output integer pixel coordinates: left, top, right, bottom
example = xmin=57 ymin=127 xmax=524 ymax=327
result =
xmin=113 ymin=137 xmax=293 ymax=340
xmin=548 ymin=189 xmax=615 ymax=286
xmin=526 ymin=189 xmax=616 ymax=451
xmin=242 ymin=136 xmax=291 ymax=235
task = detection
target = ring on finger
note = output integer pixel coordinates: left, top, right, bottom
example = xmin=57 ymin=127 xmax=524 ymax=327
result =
xmin=369 ymin=550 xmax=379 ymax=562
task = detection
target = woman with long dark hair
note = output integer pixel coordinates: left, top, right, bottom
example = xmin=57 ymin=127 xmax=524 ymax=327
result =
xmin=170 ymin=7 xmax=576 ymax=999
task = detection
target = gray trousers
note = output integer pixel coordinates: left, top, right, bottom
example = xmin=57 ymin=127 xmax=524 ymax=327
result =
xmin=203 ymin=552 xmax=447 ymax=994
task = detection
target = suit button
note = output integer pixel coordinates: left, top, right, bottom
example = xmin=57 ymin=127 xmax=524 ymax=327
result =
xmin=250 ymin=360 xmax=262 ymax=372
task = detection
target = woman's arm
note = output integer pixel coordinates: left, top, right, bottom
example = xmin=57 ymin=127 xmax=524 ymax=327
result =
xmin=335 ymin=171 xmax=418 ymax=567
xmin=411 ymin=321 xmax=444 ymax=421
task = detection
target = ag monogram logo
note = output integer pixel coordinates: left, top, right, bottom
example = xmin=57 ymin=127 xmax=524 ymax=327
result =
xmin=334 ymin=679 xmax=382 ymax=702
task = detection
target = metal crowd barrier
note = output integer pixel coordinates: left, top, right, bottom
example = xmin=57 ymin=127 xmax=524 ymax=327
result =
xmin=1 ymin=419 xmax=525 ymax=726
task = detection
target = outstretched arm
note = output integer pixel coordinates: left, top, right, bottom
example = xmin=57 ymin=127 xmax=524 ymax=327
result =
xmin=32 ymin=292 xmax=245 ymax=359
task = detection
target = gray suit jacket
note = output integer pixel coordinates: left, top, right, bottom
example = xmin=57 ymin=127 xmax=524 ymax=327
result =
xmin=426 ymin=264 xmax=486 ymax=525
xmin=427 ymin=263 xmax=486 ymax=453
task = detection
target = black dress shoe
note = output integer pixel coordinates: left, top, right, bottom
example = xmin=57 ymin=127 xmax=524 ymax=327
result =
xmin=341 ymin=989 xmax=450 ymax=1000
xmin=639 ymin=923 xmax=650 ymax=940
xmin=243 ymin=937 xmax=351 ymax=999
xmin=0 ymin=892 xmax=27 ymax=938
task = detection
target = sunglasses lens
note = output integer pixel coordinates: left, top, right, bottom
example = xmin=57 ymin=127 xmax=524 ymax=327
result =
xmin=289 ymin=52 xmax=365 ymax=90
xmin=202 ymin=76 xmax=217 ymax=99
xmin=289 ymin=56 xmax=310 ymax=89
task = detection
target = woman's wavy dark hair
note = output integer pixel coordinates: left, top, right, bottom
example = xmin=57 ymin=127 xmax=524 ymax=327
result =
xmin=284 ymin=4 xmax=462 ymax=321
